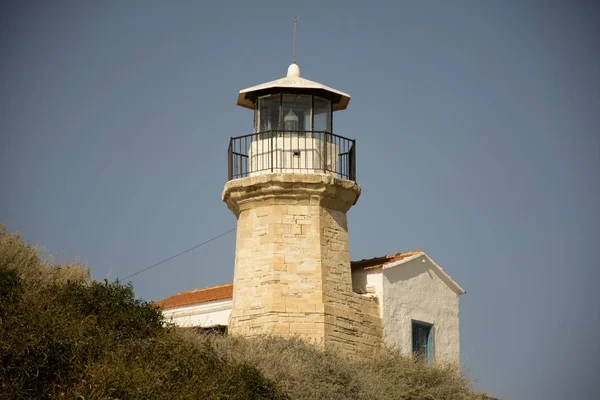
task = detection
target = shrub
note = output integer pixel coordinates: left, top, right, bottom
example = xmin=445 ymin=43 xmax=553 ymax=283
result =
xmin=0 ymin=226 xmax=285 ymax=400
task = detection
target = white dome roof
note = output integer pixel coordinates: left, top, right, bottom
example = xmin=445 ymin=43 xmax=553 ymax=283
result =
xmin=237 ymin=63 xmax=351 ymax=111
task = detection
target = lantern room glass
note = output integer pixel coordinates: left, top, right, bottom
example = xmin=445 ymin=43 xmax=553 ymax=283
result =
xmin=314 ymin=96 xmax=331 ymax=132
xmin=256 ymin=94 xmax=332 ymax=134
xmin=282 ymin=94 xmax=311 ymax=133
xmin=257 ymin=94 xmax=281 ymax=132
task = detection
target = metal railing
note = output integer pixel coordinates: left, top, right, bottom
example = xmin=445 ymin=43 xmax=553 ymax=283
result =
xmin=227 ymin=130 xmax=356 ymax=182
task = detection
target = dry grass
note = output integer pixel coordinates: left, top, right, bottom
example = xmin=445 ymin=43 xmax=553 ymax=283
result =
xmin=193 ymin=334 xmax=480 ymax=400
xmin=0 ymin=225 xmax=91 ymax=292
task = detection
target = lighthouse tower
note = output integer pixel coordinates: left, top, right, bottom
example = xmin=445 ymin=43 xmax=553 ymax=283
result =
xmin=223 ymin=62 xmax=382 ymax=353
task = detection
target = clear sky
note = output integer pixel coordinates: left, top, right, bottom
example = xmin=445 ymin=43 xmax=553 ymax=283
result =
xmin=1 ymin=1 xmax=599 ymax=398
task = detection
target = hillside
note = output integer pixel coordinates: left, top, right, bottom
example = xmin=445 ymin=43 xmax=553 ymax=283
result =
xmin=0 ymin=226 xmax=489 ymax=399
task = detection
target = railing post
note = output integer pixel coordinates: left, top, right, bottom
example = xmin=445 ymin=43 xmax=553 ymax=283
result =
xmin=228 ymin=138 xmax=233 ymax=180
xmin=270 ymin=129 xmax=274 ymax=172
xmin=350 ymin=139 xmax=356 ymax=181
xmin=323 ymin=131 xmax=328 ymax=173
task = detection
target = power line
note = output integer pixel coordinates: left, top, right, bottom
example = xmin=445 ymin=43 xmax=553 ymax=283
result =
xmin=121 ymin=227 xmax=236 ymax=280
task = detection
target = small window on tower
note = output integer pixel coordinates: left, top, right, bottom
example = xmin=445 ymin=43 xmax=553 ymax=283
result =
xmin=412 ymin=320 xmax=434 ymax=362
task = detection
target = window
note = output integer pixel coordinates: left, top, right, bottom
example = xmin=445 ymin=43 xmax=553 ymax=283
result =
xmin=313 ymin=96 xmax=331 ymax=132
xmin=282 ymin=94 xmax=312 ymax=133
xmin=257 ymin=94 xmax=281 ymax=132
xmin=257 ymin=94 xmax=314 ymax=135
xmin=412 ymin=320 xmax=434 ymax=362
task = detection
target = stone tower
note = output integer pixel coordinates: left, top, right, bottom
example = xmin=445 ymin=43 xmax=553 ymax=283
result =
xmin=223 ymin=63 xmax=382 ymax=353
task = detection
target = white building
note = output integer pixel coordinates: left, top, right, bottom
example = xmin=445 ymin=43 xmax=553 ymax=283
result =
xmin=157 ymin=250 xmax=465 ymax=363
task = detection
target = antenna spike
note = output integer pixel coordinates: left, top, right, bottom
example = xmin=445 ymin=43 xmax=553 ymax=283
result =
xmin=292 ymin=16 xmax=298 ymax=64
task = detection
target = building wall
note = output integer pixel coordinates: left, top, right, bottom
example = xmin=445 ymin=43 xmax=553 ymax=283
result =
xmin=351 ymin=268 xmax=383 ymax=317
xmin=318 ymin=206 xmax=382 ymax=351
xmin=162 ymin=299 xmax=232 ymax=328
xmin=228 ymin=195 xmax=327 ymax=339
xmin=223 ymin=173 xmax=382 ymax=354
xmin=159 ymin=256 xmax=462 ymax=363
xmin=382 ymin=256 xmax=460 ymax=363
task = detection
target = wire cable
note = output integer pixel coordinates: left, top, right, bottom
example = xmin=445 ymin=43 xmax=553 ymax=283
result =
xmin=121 ymin=227 xmax=236 ymax=280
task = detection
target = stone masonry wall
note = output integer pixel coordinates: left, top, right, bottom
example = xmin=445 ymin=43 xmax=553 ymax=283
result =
xmin=223 ymin=173 xmax=382 ymax=354
xmin=320 ymin=207 xmax=382 ymax=352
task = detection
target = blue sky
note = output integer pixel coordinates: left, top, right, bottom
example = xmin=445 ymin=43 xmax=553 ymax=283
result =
xmin=1 ymin=1 xmax=599 ymax=398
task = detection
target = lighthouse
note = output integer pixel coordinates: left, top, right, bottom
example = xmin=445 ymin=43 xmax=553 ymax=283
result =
xmin=158 ymin=22 xmax=465 ymax=360
xmin=158 ymin=57 xmax=465 ymax=362
xmin=222 ymin=61 xmax=383 ymax=353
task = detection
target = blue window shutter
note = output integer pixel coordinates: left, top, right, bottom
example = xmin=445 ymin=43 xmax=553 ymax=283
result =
xmin=426 ymin=326 xmax=434 ymax=362
xmin=412 ymin=321 xmax=434 ymax=362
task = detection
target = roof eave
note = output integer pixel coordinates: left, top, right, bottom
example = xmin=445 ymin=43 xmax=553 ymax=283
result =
xmin=383 ymin=252 xmax=466 ymax=295
xmin=237 ymin=94 xmax=254 ymax=110
xmin=237 ymin=92 xmax=350 ymax=111
xmin=236 ymin=80 xmax=351 ymax=111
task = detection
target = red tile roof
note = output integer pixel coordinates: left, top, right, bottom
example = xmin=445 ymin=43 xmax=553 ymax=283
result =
xmin=155 ymin=251 xmax=424 ymax=309
xmin=155 ymin=283 xmax=233 ymax=310
xmin=350 ymin=250 xmax=424 ymax=270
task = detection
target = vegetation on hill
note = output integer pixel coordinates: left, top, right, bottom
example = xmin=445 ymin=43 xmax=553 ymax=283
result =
xmin=0 ymin=226 xmax=486 ymax=399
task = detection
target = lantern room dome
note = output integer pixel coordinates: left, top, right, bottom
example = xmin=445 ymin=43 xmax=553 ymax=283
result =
xmin=287 ymin=62 xmax=300 ymax=77
xmin=237 ymin=63 xmax=351 ymax=111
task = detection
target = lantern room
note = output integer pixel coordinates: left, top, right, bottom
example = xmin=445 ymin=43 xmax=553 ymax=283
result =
xmin=228 ymin=63 xmax=356 ymax=181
